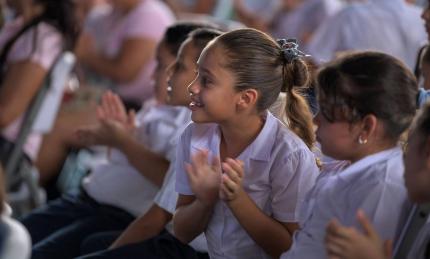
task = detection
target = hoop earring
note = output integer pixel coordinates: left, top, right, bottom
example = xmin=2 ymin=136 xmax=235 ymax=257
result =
xmin=358 ymin=136 xmax=368 ymax=145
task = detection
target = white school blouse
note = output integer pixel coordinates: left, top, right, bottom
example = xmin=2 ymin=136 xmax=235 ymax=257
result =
xmin=281 ymin=146 xmax=411 ymax=259
xmin=175 ymin=112 xmax=319 ymax=259
xmin=154 ymin=162 xmax=208 ymax=253
xmin=307 ymin=0 xmax=426 ymax=70
xmin=83 ymin=102 xmax=191 ymax=217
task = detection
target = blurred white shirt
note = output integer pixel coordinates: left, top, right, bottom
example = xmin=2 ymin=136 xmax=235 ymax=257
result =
xmin=281 ymin=147 xmax=411 ymax=259
xmin=308 ymin=0 xmax=427 ymax=69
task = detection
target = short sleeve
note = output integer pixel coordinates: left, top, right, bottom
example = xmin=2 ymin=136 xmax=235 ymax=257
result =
xmin=175 ymin=125 xmax=194 ymax=195
xmin=346 ymin=178 xmax=409 ymax=241
xmin=270 ymin=149 xmax=318 ymax=222
xmin=9 ymin=23 xmax=63 ymax=70
xmin=122 ymin=1 xmax=173 ymax=40
xmin=154 ymin=164 xmax=178 ymax=214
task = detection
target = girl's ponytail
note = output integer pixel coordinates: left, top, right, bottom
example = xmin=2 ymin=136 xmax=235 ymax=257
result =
xmin=282 ymin=58 xmax=315 ymax=150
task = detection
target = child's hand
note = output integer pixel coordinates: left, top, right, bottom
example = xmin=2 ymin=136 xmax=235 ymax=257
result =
xmin=97 ymin=91 xmax=136 ymax=131
xmin=76 ymin=117 xmax=130 ymax=148
xmin=186 ymin=150 xmax=222 ymax=207
xmin=220 ymin=158 xmax=245 ymax=202
xmin=325 ymin=210 xmax=391 ymax=259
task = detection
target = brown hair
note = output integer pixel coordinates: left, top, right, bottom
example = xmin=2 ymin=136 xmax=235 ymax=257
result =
xmin=214 ymin=28 xmax=315 ymax=149
xmin=188 ymin=28 xmax=223 ymax=56
xmin=423 ymin=46 xmax=430 ymax=65
xmin=163 ymin=22 xmax=220 ymax=56
xmin=317 ymin=51 xmax=418 ymax=140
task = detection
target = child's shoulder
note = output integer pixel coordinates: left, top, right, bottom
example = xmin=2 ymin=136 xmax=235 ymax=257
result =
xmin=329 ymin=147 xmax=405 ymax=196
xmin=265 ymin=113 xmax=315 ymax=162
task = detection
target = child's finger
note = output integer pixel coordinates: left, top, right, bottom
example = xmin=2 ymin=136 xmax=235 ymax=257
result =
xmin=128 ymin=109 xmax=136 ymax=128
xmin=384 ymin=239 xmax=393 ymax=258
xmin=106 ymin=91 xmax=117 ymax=117
xmin=220 ymin=182 xmax=234 ymax=199
xmin=325 ymin=232 xmax=349 ymax=251
xmin=356 ymin=209 xmax=377 ymax=238
xmin=185 ymin=162 xmax=197 ymax=183
xmin=326 ymin=219 xmax=355 ymax=240
xmin=101 ymin=93 xmax=113 ymax=117
xmin=225 ymin=158 xmax=244 ymax=178
xmin=99 ymin=117 xmax=116 ymax=131
xmin=222 ymin=173 xmax=237 ymax=192
xmin=113 ymin=93 xmax=127 ymax=119
xmin=109 ymin=93 xmax=122 ymax=120
xmin=325 ymin=240 xmax=346 ymax=258
xmin=193 ymin=150 xmax=210 ymax=170
xmin=222 ymin=162 xmax=240 ymax=184
xmin=211 ymin=155 xmax=222 ymax=173
xmin=96 ymin=106 xmax=106 ymax=120
xmin=326 ymin=219 xmax=341 ymax=236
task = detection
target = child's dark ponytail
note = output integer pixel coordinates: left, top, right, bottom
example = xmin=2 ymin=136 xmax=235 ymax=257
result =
xmin=38 ymin=0 xmax=79 ymax=51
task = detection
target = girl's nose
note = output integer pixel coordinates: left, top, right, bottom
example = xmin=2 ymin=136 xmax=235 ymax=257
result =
xmin=187 ymin=75 xmax=200 ymax=96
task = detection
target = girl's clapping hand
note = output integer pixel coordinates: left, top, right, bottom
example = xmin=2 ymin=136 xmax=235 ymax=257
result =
xmin=325 ymin=210 xmax=391 ymax=259
xmin=186 ymin=150 xmax=222 ymax=207
xmin=220 ymin=158 xmax=245 ymax=202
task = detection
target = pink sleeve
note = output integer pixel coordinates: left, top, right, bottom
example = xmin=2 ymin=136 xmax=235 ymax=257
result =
xmin=8 ymin=22 xmax=63 ymax=70
xmin=122 ymin=1 xmax=173 ymax=40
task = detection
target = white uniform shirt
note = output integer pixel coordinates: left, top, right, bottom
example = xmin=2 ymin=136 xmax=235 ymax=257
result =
xmin=83 ymin=102 xmax=191 ymax=216
xmin=282 ymin=147 xmax=411 ymax=259
xmin=307 ymin=0 xmax=426 ymax=69
xmin=271 ymin=0 xmax=343 ymax=50
xmin=175 ymin=112 xmax=319 ymax=259
xmin=154 ymin=159 xmax=208 ymax=253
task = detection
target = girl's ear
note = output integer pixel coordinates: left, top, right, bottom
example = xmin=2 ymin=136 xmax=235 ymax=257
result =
xmin=237 ymin=89 xmax=259 ymax=110
xmin=357 ymin=114 xmax=378 ymax=143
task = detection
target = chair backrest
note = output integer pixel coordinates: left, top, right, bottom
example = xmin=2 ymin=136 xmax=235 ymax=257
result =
xmin=5 ymin=51 xmax=76 ymax=181
xmin=0 ymin=204 xmax=31 ymax=259
xmin=32 ymin=52 xmax=76 ymax=133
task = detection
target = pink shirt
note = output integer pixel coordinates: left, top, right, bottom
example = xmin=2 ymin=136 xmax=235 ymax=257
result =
xmin=86 ymin=0 xmax=175 ymax=103
xmin=0 ymin=18 xmax=63 ymax=160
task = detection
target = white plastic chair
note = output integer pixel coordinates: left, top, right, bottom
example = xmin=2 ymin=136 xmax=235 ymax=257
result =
xmin=5 ymin=52 xmax=76 ymax=216
xmin=0 ymin=204 xmax=31 ymax=259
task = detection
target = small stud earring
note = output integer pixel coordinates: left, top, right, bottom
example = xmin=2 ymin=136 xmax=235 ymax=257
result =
xmin=358 ymin=136 xmax=368 ymax=145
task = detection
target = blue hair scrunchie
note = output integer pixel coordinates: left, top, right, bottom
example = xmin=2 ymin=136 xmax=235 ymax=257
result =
xmin=277 ymin=38 xmax=310 ymax=63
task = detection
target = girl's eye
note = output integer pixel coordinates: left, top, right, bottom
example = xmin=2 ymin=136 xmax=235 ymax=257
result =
xmin=174 ymin=63 xmax=182 ymax=71
xmin=200 ymin=76 xmax=211 ymax=87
